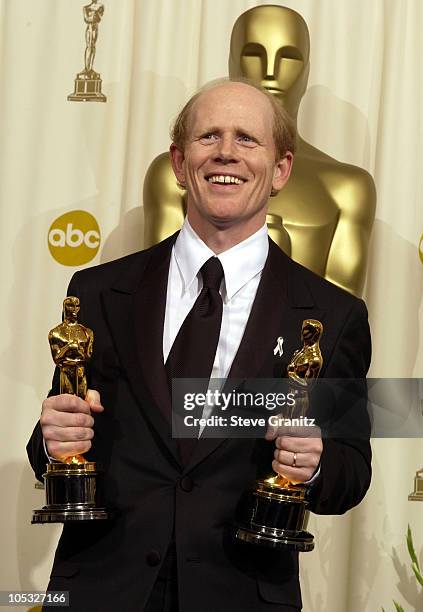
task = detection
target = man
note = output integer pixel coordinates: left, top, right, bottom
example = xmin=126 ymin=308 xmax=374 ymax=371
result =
xmin=28 ymin=80 xmax=371 ymax=611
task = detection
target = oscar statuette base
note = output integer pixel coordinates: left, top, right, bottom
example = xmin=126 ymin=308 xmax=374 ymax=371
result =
xmin=234 ymin=476 xmax=314 ymax=552
xmin=32 ymin=462 xmax=109 ymax=524
xmin=68 ymin=70 xmax=107 ymax=102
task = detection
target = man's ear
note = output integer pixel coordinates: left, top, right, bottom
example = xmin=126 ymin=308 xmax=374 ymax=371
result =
xmin=170 ymin=143 xmax=186 ymax=186
xmin=272 ymin=152 xmax=293 ymax=194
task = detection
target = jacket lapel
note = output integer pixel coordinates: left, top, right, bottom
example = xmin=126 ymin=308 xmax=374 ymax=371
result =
xmin=102 ymin=234 xmax=181 ymax=467
xmin=186 ymin=240 xmax=325 ymax=472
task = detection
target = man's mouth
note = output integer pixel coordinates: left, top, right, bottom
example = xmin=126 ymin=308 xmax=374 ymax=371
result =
xmin=205 ymin=174 xmax=245 ymax=185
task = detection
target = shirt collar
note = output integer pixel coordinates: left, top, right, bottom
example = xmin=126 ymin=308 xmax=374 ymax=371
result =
xmin=174 ymin=219 xmax=269 ymax=300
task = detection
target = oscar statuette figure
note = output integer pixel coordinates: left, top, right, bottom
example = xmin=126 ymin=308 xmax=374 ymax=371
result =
xmin=234 ymin=319 xmax=323 ymax=551
xmin=32 ymin=297 xmax=109 ymax=523
xmin=68 ymin=1 xmax=107 ymax=102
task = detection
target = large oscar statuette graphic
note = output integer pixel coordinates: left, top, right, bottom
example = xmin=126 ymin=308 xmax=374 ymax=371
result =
xmin=68 ymin=1 xmax=107 ymax=102
xmin=234 ymin=320 xmax=323 ymax=551
xmin=32 ymin=297 xmax=109 ymax=523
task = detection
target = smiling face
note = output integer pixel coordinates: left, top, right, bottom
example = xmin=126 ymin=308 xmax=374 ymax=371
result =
xmin=170 ymin=82 xmax=292 ymax=247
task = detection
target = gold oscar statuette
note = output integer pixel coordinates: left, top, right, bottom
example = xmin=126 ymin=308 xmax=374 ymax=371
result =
xmin=409 ymin=467 xmax=423 ymax=501
xmin=32 ymin=297 xmax=109 ymax=523
xmin=234 ymin=320 xmax=323 ymax=551
xmin=68 ymin=1 xmax=107 ymax=102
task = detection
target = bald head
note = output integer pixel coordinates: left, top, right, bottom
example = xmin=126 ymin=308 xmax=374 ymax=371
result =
xmin=171 ymin=78 xmax=296 ymax=158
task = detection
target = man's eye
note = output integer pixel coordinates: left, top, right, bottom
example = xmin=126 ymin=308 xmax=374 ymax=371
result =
xmin=200 ymin=133 xmax=218 ymax=142
xmin=238 ymin=135 xmax=256 ymax=145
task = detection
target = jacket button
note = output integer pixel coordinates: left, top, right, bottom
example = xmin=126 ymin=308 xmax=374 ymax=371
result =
xmin=146 ymin=550 xmax=161 ymax=566
xmin=179 ymin=476 xmax=194 ymax=492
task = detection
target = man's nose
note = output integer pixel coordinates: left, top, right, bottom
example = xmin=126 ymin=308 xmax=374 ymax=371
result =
xmin=214 ymin=134 xmax=237 ymax=162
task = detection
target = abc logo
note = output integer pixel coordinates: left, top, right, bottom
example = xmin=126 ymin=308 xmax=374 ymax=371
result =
xmin=420 ymin=233 xmax=423 ymax=264
xmin=48 ymin=210 xmax=101 ymax=266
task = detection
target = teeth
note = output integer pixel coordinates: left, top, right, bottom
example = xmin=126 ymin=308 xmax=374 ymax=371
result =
xmin=208 ymin=175 xmax=243 ymax=184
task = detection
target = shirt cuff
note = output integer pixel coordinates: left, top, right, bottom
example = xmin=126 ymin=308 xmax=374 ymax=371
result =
xmin=43 ymin=438 xmax=59 ymax=463
xmin=304 ymin=465 xmax=321 ymax=486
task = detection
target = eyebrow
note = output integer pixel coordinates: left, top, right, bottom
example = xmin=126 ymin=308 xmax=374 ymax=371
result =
xmin=194 ymin=126 xmax=259 ymax=138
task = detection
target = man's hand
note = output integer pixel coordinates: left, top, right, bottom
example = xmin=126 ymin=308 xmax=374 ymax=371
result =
xmin=265 ymin=421 xmax=323 ymax=484
xmin=40 ymin=389 xmax=104 ymax=461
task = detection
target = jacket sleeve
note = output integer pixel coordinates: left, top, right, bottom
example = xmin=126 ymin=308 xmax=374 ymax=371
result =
xmin=307 ymin=298 xmax=372 ymax=515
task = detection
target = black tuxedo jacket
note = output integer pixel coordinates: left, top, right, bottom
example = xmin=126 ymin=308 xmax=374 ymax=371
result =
xmin=27 ymin=235 xmax=372 ymax=612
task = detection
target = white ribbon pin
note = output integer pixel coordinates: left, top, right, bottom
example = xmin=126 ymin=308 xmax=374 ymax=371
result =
xmin=273 ymin=336 xmax=284 ymax=357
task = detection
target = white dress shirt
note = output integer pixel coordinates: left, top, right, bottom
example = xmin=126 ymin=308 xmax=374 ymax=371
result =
xmin=163 ymin=218 xmax=269 ymax=378
xmin=163 ymin=219 xmax=320 ymax=483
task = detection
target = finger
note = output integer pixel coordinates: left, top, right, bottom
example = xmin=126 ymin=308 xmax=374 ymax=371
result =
xmin=42 ymin=394 xmax=92 ymax=415
xmin=265 ymin=422 xmax=277 ymax=441
xmin=273 ymin=448 xmax=320 ymax=470
xmin=265 ymin=420 xmax=321 ymax=441
xmin=270 ymin=424 xmax=321 ymax=439
xmin=272 ymin=459 xmax=314 ymax=485
xmin=41 ymin=409 xmax=94 ymax=429
xmin=275 ymin=435 xmax=323 ymax=454
xmin=265 ymin=417 xmax=290 ymax=441
xmin=43 ymin=426 xmax=94 ymax=443
xmin=86 ymin=389 xmax=104 ymax=413
xmin=283 ymin=424 xmax=322 ymax=439
xmin=46 ymin=440 xmax=92 ymax=461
